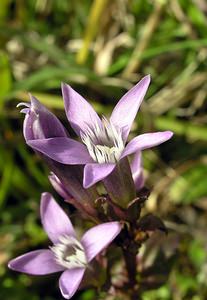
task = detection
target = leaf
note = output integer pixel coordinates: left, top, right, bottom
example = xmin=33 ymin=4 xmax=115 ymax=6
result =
xmin=188 ymin=240 xmax=206 ymax=269
xmin=169 ymin=164 xmax=207 ymax=204
xmin=155 ymin=117 xmax=207 ymax=142
xmin=127 ymin=188 xmax=151 ymax=222
xmin=0 ymin=151 xmax=13 ymax=209
xmin=137 ymin=214 xmax=167 ymax=234
xmin=0 ymin=0 xmax=11 ymax=25
xmin=0 ymin=51 xmax=12 ymax=108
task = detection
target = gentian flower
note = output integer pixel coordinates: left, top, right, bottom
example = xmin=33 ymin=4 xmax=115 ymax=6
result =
xmin=27 ymin=76 xmax=173 ymax=191
xmin=18 ymin=96 xmax=99 ymax=218
xmin=8 ymin=193 xmax=121 ymax=299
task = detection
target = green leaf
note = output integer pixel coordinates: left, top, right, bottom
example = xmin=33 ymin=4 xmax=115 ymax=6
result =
xmin=0 ymin=0 xmax=11 ymax=24
xmin=188 ymin=240 xmax=206 ymax=269
xmin=155 ymin=117 xmax=207 ymax=142
xmin=0 ymin=51 xmax=12 ymax=107
xmin=169 ymin=164 xmax=207 ymax=204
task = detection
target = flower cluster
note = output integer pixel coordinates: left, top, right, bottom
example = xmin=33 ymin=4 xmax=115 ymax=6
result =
xmin=9 ymin=75 xmax=173 ymax=299
xmin=9 ymin=193 xmax=121 ymax=299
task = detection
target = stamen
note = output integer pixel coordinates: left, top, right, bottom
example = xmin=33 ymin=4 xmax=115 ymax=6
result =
xmin=51 ymin=235 xmax=87 ymax=269
xmin=81 ymin=117 xmax=124 ymax=164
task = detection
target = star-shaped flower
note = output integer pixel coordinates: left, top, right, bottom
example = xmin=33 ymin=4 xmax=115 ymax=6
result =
xmin=8 ymin=193 xmax=121 ymax=299
xmin=23 ymin=75 xmax=173 ymax=188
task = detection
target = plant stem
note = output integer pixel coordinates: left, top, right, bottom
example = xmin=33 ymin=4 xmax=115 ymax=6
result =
xmin=122 ymin=224 xmax=140 ymax=300
xmin=123 ymin=246 xmax=137 ymax=287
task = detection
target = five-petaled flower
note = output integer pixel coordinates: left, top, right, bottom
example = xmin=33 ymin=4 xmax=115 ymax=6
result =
xmin=8 ymin=193 xmax=121 ymax=299
xmin=24 ymin=75 xmax=173 ymax=189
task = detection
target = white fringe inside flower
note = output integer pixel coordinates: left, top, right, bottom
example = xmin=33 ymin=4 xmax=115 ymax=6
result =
xmin=81 ymin=117 xmax=124 ymax=164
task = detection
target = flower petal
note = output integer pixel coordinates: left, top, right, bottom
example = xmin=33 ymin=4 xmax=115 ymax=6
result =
xmin=81 ymin=222 xmax=121 ymax=262
xmin=20 ymin=108 xmax=30 ymax=114
xmin=121 ymin=131 xmax=173 ymax=158
xmin=40 ymin=192 xmax=76 ymax=243
xmin=62 ymin=83 xmax=102 ymax=136
xmin=48 ymin=172 xmax=72 ymax=200
xmin=59 ymin=268 xmax=85 ymax=299
xmin=8 ymin=249 xmax=63 ymax=275
xmin=110 ymin=75 xmax=150 ymax=141
xmin=130 ymin=151 xmax=144 ymax=191
xmin=83 ymin=163 xmax=115 ymax=188
xmin=28 ymin=137 xmax=92 ymax=164
xmin=22 ymin=95 xmax=67 ymax=141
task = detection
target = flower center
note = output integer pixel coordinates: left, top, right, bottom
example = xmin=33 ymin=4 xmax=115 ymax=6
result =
xmin=51 ymin=235 xmax=87 ymax=269
xmin=81 ymin=117 xmax=124 ymax=164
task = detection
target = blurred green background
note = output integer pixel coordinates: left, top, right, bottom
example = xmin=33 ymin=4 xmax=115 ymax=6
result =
xmin=1 ymin=0 xmax=207 ymax=299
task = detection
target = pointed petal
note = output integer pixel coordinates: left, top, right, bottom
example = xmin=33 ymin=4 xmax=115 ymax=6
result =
xmin=62 ymin=83 xmax=102 ymax=136
xmin=59 ymin=268 xmax=85 ymax=299
xmin=40 ymin=193 xmax=76 ymax=243
xmin=22 ymin=95 xmax=67 ymax=141
xmin=110 ymin=75 xmax=150 ymax=141
xmin=121 ymin=131 xmax=173 ymax=158
xmin=48 ymin=172 xmax=72 ymax=200
xmin=8 ymin=249 xmax=63 ymax=275
xmin=28 ymin=137 xmax=92 ymax=164
xmin=130 ymin=151 xmax=144 ymax=191
xmin=81 ymin=222 xmax=121 ymax=262
xmin=83 ymin=163 xmax=115 ymax=188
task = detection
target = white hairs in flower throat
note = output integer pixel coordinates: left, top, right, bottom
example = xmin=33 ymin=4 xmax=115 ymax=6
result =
xmin=81 ymin=117 xmax=124 ymax=164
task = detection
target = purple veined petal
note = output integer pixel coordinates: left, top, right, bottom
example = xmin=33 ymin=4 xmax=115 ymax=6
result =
xmin=40 ymin=193 xmax=76 ymax=243
xmin=130 ymin=151 xmax=144 ymax=191
xmin=28 ymin=137 xmax=92 ymax=165
xmin=8 ymin=249 xmax=64 ymax=275
xmin=110 ymin=75 xmax=151 ymax=142
xmin=83 ymin=163 xmax=115 ymax=188
xmin=62 ymin=83 xmax=102 ymax=136
xmin=81 ymin=222 xmax=122 ymax=262
xmin=121 ymin=131 xmax=174 ymax=158
xmin=59 ymin=268 xmax=85 ymax=299
xmin=21 ymin=95 xmax=68 ymax=141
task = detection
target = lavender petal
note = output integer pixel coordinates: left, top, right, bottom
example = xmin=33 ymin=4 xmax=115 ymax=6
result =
xmin=81 ymin=222 xmax=122 ymax=262
xmin=110 ymin=75 xmax=150 ymax=142
xmin=59 ymin=268 xmax=85 ymax=299
xmin=62 ymin=83 xmax=102 ymax=136
xmin=83 ymin=163 xmax=115 ymax=188
xmin=121 ymin=131 xmax=173 ymax=158
xmin=28 ymin=137 xmax=92 ymax=164
xmin=130 ymin=151 xmax=145 ymax=191
xmin=8 ymin=249 xmax=63 ymax=275
xmin=48 ymin=172 xmax=72 ymax=200
xmin=23 ymin=95 xmax=67 ymax=141
xmin=40 ymin=193 xmax=76 ymax=243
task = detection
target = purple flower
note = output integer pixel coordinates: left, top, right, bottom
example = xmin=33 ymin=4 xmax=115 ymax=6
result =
xmin=24 ymin=75 xmax=173 ymax=189
xmin=8 ymin=193 xmax=121 ymax=299
xmin=18 ymin=96 xmax=99 ymax=218
xmin=17 ymin=94 xmax=68 ymax=141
